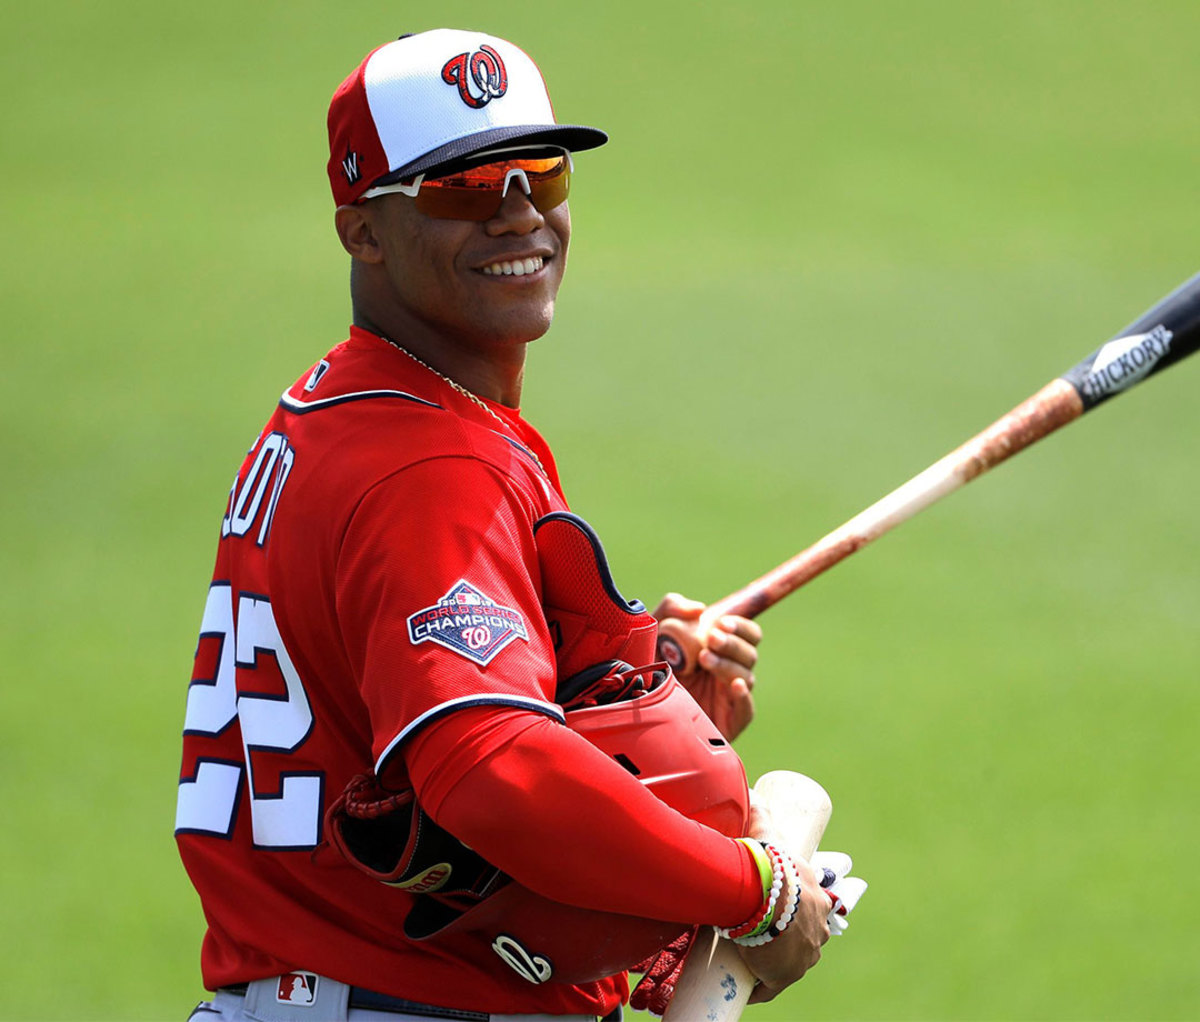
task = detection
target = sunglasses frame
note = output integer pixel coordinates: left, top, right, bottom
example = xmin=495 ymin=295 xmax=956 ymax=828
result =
xmin=360 ymin=146 xmax=573 ymax=219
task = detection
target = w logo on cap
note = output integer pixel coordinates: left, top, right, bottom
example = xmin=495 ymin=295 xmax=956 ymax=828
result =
xmin=442 ymin=44 xmax=508 ymax=108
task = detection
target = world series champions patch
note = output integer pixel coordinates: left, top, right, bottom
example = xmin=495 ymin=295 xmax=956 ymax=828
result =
xmin=407 ymin=580 xmax=529 ymax=666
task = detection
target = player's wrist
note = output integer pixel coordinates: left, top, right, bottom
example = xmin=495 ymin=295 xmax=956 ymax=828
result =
xmin=719 ymin=840 xmax=798 ymax=944
xmin=746 ymin=852 xmax=803 ymax=945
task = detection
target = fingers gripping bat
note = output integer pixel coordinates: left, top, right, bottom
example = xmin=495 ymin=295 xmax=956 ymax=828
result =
xmin=658 ymin=272 xmax=1200 ymax=675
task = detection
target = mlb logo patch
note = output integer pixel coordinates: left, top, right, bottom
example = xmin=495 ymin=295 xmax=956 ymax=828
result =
xmin=407 ymin=580 xmax=529 ymax=666
xmin=276 ymin=972 xmax=318 ymax=1006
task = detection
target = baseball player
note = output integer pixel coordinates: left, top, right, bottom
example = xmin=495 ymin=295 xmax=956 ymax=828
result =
xmin=176 ymin=28 xmax=850 ymax=1021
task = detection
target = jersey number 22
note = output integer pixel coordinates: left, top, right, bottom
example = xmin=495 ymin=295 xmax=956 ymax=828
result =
xmin=175 ymin=583 xmax=322 ymax=850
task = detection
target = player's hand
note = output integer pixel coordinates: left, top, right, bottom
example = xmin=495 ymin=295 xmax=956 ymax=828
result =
xmin=651 ymin=593 xmax=761 ymax=741
xmin=737 ymin=800 xmax=831 ymax=1003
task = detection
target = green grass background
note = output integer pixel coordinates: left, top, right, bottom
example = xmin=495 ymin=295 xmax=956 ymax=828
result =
xmin=3 ymin=2 xmax=1198 ymax=1019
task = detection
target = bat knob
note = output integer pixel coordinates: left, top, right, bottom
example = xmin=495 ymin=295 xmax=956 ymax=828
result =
xmin=655 ymin=619 xmax=702 ymax=677
xmin=656 ymin=634 xmax=685 ymax=670
xmin=657 ymin=614 xmax=700 ymax=676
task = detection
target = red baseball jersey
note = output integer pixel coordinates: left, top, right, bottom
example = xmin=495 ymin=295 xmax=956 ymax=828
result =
xmin=175 ymin=327 xmax=761 ymax=1016
xmin=175 ymin=327 xmax=613 ymax=1013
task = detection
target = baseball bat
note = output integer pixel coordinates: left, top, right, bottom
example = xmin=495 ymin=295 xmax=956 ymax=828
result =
xmin=663 ymin=771 xmax=833 ymax=1022
xmin=658 ymin=271 xmax=1200 ymax=675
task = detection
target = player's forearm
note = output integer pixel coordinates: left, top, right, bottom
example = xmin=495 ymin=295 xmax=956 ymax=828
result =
xmin=408 ymin=706 xmax=762 ymax=927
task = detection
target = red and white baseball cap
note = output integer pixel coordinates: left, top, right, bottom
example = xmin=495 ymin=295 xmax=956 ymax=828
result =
xmin=327 ymin=29 xmax=608 ymax=206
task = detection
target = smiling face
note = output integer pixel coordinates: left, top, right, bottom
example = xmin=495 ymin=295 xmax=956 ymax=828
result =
xmin=338 ymin=181 xmax=572 ymax=359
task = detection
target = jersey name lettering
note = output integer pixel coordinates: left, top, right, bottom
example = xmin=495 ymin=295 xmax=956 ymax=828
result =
xmin=222 ymin=431 xmax=296 ymax=545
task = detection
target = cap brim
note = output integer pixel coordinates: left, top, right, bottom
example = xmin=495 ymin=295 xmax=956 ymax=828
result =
xmin=374 ymin=124 xmax=608 ymax=186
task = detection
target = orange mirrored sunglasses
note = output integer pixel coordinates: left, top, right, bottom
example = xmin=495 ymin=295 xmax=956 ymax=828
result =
xmin=361 ymin=148 xmax=572 ymax=221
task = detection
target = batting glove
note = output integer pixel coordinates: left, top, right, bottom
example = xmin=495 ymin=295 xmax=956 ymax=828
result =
xmin=811 ymin=850 xmax=867 ymax=935
xmin=629 ymin=927 xmax=697 ymax=1017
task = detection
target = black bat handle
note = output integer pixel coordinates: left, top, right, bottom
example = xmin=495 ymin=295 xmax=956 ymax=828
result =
xmin=1060 ymin=271 xmax=1200 ymax=410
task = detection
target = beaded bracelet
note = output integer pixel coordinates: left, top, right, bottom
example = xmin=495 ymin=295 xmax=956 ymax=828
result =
xmin=771 ymin=853 xmax=804 ymax=936
xmin=738 ymin=851 xmax=803 ymax=947
xmin=718 ymin=841 xmax=785 ymax=943
xmin=732 ymin=844 xmax=790 ymax=945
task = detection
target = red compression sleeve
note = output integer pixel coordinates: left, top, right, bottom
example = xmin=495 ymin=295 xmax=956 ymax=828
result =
xmin=405 ymin=707 xmax=762 ymax=927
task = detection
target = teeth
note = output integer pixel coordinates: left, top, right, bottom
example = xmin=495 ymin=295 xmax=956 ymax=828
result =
xmin=482 ymin=257 xmax=544 ymax=276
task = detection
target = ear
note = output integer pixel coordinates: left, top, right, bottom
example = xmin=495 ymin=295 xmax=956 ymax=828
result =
xmin=334 ymin=204 xmax=385 ymax=263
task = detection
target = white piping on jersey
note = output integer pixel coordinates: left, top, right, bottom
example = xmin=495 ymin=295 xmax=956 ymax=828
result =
xmin=374 ymin=694 xmax=566 ymax=775
xmin=279 ymin=388 xmax=442 ymax=413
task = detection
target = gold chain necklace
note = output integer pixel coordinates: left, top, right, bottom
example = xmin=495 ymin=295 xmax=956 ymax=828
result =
xmin=380 ymin=335 xmax=547 ymax=475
